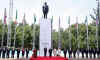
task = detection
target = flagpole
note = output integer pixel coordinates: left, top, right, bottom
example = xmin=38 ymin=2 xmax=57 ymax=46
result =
xmin=96 ymin=18 xmax=98 ymax=50
xmin=33 ymin=15 xmax=36 ymax=49
xmin=14 ymin=25 xmax=16 ymax=48
xmin=14 ymin=10 xmax=17 ymax=48
xmin=1 ymin=24 xmax=5 ymax=47
xmin=1 ymin=8 xmax=6 ymax=47
xmin=68 ymin=16 xmax=71 ymax=49
xmin=22 ymin=14 xmax=25 ymax=49
xmin=76 ymin=17 xmax=79 ymax=49
xmin=33 ymin=23 xmax=35 ymax=49
xmin=85 ymin=16 xmax=89 ymax=50
xmin=8 ymin=0 xmax=13 ymax=47
xmin=96 ymin=0 xmax=99 ymax=50
xmin=58 ymin=16 xmax=61 ymax=48
xmin=51 ymin=16 xmax=53 ymax=49
xmin=22 ymin=24 xmax=24 ymax=49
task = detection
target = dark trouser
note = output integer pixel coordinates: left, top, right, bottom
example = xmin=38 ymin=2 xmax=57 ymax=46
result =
xmin=44 ymin=52 xmax=47 ymax=56
xmin=64 ymin=53 xmax=66 ymax=58
xmin=0 ymin=53 xmax=1 ymax=58
xmin=86 ymin=53 xmax=88 ymax=58
xmin=17 ymin=54 xmax=19 ymax=58
xmin=73 ymin=53 xmax=76 ymax=58
xmin=2 ymin=54 xmax=5 ymax=58
xmin=22 ymin=54 xmax=24 ymax=57
xmin=26 ymin=53 xmax=28 ymax=58
xmin=49 ymin=53 xmax=52 ymax=57
xmin=44 ymin=14 xmax=47 ymax=19
xmin=93 ymin=54 xmax=96 ymax=58
xmin=82 ymin=53 xmax=84 ymax=58
xmin=7 ymin=54 xmax=9 ymax=58
xmin=11 ymin=55 xmax=14 ymax=58
xmin=69 ymin=53 xmax=72 ymax=58
xmin=90 ymin=53 xmax=92 ymax=58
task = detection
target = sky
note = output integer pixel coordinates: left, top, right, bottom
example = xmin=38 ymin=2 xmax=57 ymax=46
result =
xmin=0 ymin=0 xmax=97 ymax=30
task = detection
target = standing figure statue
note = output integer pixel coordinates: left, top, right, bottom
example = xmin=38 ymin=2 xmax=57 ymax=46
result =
xmin=42 ymin=2 xmax=49 ymax=19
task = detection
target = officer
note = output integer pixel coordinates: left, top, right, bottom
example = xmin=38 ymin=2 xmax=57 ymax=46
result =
xmin=93 ymin=48 xmax=96 ymax=58
xmin=68 ymin=48 xmax=72 ymax=58
xmin=2 ymin=47 xmax=6 ymax=58
xmin=81 ymin=48 xmax=84 ymax=58
xmin=6 ymin=48 xmax=10 ymax=58
xmin=44 ymin=48 xmax=47 ymax=56
xmin=63 ymin=48 xmax=67 ymax=58
xmin=26 ymin=48 xmax=29 ymax=58
xmin=11 ymin=48 xmax=15 ymax=58
xmin=0 ymin=48 xmax=2 ymax=58
xmin=89 ymin=48 xmax=92 ymax=58
xmin=49 ymin=48 xmax=52 ymax=57
xmin=73 ymin=48 xmax=77 ymax=58
xmin=17 ymin=48 xmax=20 ymax=59
xmin=85 ymin=48 xmax=88 ymax=58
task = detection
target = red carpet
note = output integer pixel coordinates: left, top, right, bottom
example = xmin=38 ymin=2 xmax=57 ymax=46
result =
xmin=30 ymin=56 xmax=68 ymax=60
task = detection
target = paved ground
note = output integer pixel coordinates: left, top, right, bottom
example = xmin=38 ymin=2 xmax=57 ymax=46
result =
xmin=0 ymin=58 xmax=100 ymax=60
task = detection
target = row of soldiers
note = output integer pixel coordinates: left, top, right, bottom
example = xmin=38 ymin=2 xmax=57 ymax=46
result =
xmin=40 ymin=48 xmax=100 ymax=59
xmin=0 ymin=47 xmax=30 ymax=59
xmin=66 ymin=48 xmax=100 ymax=58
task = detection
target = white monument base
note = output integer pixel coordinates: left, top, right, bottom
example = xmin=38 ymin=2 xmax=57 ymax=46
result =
xmin=39 ymin=18 xmax=51 ymax=56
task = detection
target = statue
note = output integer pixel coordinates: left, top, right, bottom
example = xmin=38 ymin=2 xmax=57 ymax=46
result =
xmin=42 ymin=2 xmax=49 ymax=19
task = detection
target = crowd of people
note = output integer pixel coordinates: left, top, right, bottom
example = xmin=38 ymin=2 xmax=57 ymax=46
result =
xmin=0 ymin=47 xmax=30 ymax=59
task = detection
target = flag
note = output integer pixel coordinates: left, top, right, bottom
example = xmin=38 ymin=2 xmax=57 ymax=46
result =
xmin=34 ymin=14 xmax=36 ymax=24
xmin=58 ymin=16 xmax=61 ymax=48
xmin=14 ymin=10 xmax=18 ymax=24
xmin=96 ymin=16 xmax=99 ymax=24
xmin=4 ymin=8 xmax=7 ymax=24
xmin=68 ymin=16 xmax=70 ymax=25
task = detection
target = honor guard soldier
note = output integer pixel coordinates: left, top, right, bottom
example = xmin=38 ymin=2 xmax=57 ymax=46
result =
xmin=2 ymin=48 xmax=6 ymax=58
xmin=44 ymin=48 xmax=47 ymax=56
xmin=49 ymin=48 xmax=52 ymax=57
xmin=81 ymin=48 xmax=84 ymax=58
xmin=63 ymin=48 xmax=67 ymax=58
xmin=73 ymin=48 xmax=77 ymax=58
xmin=85 ymin=48 xmax=88 ymax=58
xmin=6 ymin=48 xmax=10 ymax=58
xmin=17 ymin=48 xmax=20 ymax=59
xmin=11 ymin=48 xmax=15 ymax=58
xmin=26 ymin=48 xmax=29 ymax=58
xmin=93 ymin=48 xmax=96 ymax=58
xmin=0 ymin=48 xmax=2 ymax=58
xmin=68 ymin=48 xmax=72 ymax=58
xmin=89 ymin=48 xmax=92 ymax=58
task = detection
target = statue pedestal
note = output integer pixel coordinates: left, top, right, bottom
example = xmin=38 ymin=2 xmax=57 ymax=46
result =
xmin=39 ymin=18 xmax=51 ymax=56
